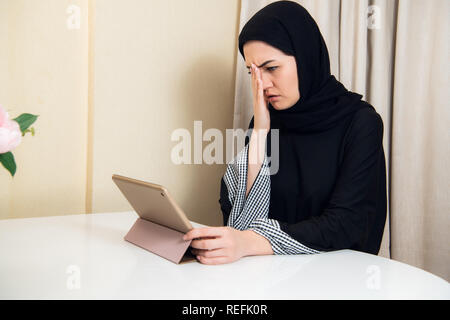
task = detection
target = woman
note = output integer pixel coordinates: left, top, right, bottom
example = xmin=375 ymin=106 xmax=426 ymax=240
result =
xmin=183 ymin=1 xmax=387 ymax=265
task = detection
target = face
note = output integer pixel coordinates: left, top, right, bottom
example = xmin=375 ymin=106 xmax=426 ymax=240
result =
xmin=243 ymin=40 xmax=300 ymax=110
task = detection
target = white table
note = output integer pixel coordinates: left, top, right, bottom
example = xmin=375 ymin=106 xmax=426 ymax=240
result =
xmin=0 ymin=211 xmax=448 ymax=300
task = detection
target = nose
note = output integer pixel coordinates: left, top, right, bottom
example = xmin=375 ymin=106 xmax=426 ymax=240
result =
xmin=260 ymin=72 xmax=273 ymax=93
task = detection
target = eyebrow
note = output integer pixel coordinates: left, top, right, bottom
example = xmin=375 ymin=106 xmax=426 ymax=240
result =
xmin=245 ymin=60 xmax=276 ymax=69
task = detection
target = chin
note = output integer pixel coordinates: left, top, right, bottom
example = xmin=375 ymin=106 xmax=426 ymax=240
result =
xmin=272 ymin=102 xmax=292 ymax=111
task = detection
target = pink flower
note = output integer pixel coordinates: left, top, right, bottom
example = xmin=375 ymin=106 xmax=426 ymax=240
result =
xmin=0 ymin=105 xmax=22 ymax=154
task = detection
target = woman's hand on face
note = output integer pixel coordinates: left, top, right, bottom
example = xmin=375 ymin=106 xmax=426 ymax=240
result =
xmin=182 ymin=227 xmax=248 ymax=265
xmin=251 ymin=63 xmax=271 ymax=132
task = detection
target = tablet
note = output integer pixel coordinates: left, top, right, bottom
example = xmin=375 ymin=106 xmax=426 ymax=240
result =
xmin=112 ymin=174 xmax=193 ymax=233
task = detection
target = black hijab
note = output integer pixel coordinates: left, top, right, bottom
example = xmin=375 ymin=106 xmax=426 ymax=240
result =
xmin=238 ymin=0 xmax=372 ymax=133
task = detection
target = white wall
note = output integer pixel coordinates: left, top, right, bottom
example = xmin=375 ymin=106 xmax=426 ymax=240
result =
xmin=0 ymin=0 xmax=89 ymax=219
xmin=0 ymin=0 xmax=240 ymax=227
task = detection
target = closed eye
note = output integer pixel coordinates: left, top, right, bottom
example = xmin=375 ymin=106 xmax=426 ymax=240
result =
xmin=248 ymin=66 xmax=278 ymax=75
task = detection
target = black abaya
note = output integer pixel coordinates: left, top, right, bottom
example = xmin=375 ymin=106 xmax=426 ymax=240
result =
xmin=219 ymin=1 xmax=387 ymax=254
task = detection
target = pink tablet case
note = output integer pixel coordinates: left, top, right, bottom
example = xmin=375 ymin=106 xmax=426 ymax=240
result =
xmin=125 ymin=218 xmax=196 ymax=264
xmin=112 ymin=174 xmax=197 ymax=264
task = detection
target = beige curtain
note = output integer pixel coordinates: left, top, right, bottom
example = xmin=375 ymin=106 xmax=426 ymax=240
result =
xmin=235 ymin=0 xmax=449 ymax=281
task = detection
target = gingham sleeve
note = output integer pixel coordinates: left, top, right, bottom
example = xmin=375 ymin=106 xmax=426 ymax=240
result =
xmin=223 ymin=144 xmax=321 ymax=255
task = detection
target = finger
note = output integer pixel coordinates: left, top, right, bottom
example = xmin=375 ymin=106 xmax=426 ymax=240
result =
xmin=197 ymin=255 xmax=231 ymax=265
xmin=253 ymin=66 xmax=259 ymax=85
xmin=183 ymin=227 xmax=224 ymax=241
xmin=191 ymin=248 xmax=227 ymax=258
xmin=255 ymin=69 xmax=265 ymax=106
xmin=251 ymin=65 xmax=260 ymax=99
xmin=252 ymin=64 xmax=259 ymax=83
xmin=190 ymin=237 xmax=225 ymax=250
xmin=256 ymin=71 xmax=264 ymax=99
xmin=251 ymin=64 xmax=257 ymax=91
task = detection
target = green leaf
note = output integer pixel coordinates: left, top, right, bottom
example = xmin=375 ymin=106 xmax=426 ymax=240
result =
xmin=0 ymin=152 xmax=17 ymax=177
xmin=22 ymin=127 xmax=36 ymax=137
xmin=12 ymin=113 xmax=39 ymax=133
